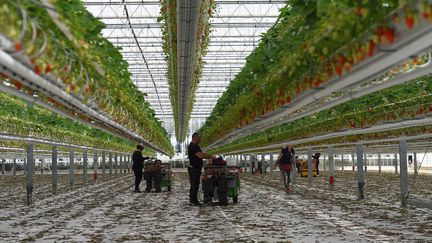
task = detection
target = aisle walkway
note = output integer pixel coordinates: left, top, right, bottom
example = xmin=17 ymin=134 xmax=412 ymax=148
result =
xmin=0 ymin=172 xmax=431 ymax=242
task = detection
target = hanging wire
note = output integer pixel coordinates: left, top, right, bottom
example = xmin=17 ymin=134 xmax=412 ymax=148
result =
xmin=122 ymin=0 xmax=165 ymax=118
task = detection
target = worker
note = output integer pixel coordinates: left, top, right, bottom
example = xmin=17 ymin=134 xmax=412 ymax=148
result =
xmin=132 ymin=144 xmax=149 ymax=193
xmin=274 ymin=145 xmax=295 ymax=193
xmin=313 ymin=153 xmax=321 ymax=175
xmin=187 ymin=132 xmax=217 ymax=206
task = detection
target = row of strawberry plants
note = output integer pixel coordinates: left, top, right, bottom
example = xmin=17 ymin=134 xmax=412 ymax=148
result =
xmin=209 ymin=77 xmax=432 ymax=154
xmin=0 ymin=1 xmax=173 ymax=154
xmin=160 ymin=0 xmax=215 ymax=141
xmin=200 ymin=0 xmax=432 ymax=148
xmin=0 ymin=89 xmax=154 ymax=155
xmin=235 ymin=125 xmax=432 ymax=155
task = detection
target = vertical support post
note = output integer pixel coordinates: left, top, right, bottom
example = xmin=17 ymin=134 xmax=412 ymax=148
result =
xmin=270 ymin=154 xmax=274 ymax=174
xmin=394 ymin=153 xmax=398 ymax=175
xmin=102 ymin=151 xmax=106 ymax=177
xmin=93 ymin=150 xmax=98 ymax=181
xmin=69 ymin=148 xmax=75 ymax=187
xmin=1 ymin=158 xmax=5 ymax=175
xmin=356 ymin=144 xmax=365 ymax=200
xmin=399 ymin=139 xmax=409 ymax=207
xmin=328 ymin=146 xmax=335 ymax=186
xmin=378 ymin=153 xmax=382 ymax=173
xmin=109 ymin=152 xmax=113 ymax=175
xmin=413 ymin=152 xmax=418 ymax=176
xmin=341 ymin=154 xmax=344 ymax=171
xmin=23 ymin=158 xmax=27 ymax=175
xmin=83 ymin=149 xmax=88 ymax=185
xmin=292 ymin=153 xmax=297 ymax=185
xmin=128 ymin=154 xmax=131 ymax=173
xmin=307 ymin=147 xmax=312 ymax=187
xmin=120 ymin=155 xmax=124 ymax=174
xmin=40 ymin=158 xmax=44 ymax=175
xmin=26 ymin=143 xmax=34 ymax=205
xmin=351 ymin=154 xmax=355 ymax=171
xmin=114 ymin=153 xmax=118 ymax=176
xmin=364 ymin=153 xmax=367 ymax=173
xmin=323 ymin=154 xmax=326 ymax=172
xmin=52 ymin=146 xmax=58 ymax=194
xmin=12 ymin=158 xmax=16 ymax=176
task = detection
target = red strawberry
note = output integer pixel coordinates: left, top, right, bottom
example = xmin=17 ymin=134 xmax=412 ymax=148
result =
xmin=45 ymin=64 xmax=52 ymax=74
xmin=338 ymin=54 xmax=346 ymax=65
xmin=285 ymin=95 xmax=292 ymax=104
xmin=335 ymin=65 xmax=343 ymax=77
xmin=13 ymin=80 xmax=22 ymax=90
xmin=34 ymin=65 xmax=41 ymax=75
xmin=368 ymin=39 xmax=376 ymax=57
xmin=47 ymin=97 xmax=55 ymax=103
xmin=314 ymin=79 xmax=321 ymax=88
xmin=384 ymin=28 xmax=395 ymax=43
xmin=14 ymin=42 xmax=22 ymax=52
xmin=376 ymin=26 xmax=385 ymax=41
xmin=405 ymin=16 xmax=415 ymax=29
xmin=115 ymin=117 xmax=120 ymax=123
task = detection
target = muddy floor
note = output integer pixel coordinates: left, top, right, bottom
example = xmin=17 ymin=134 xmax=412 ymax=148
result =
xmin=0 ymin=170 xmax=431 ymax=242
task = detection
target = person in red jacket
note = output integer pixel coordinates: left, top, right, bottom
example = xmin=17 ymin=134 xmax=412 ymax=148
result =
xmin=274 ymin=145 xmax=295 ymax=193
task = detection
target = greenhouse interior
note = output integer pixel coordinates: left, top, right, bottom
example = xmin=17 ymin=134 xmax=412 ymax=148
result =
xmin=1 ymin=0 xmax=432 ymax=242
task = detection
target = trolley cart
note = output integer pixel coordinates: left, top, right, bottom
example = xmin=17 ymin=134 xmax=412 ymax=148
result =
xmin=159 ymin=162 xmax=172 ymax=191
xmin=202 ymin=164 xmax=241 ymax=205
xmin=143 ymin=159 xmax=172 ymax=192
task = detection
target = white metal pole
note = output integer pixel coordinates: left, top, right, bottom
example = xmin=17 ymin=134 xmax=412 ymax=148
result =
xmin=26 ymin=143 xmax=34 ymax=205
xmin=52 ymin=146 xmax=58 ymax=194
xmin=341 ymin=154 xmax=344 ymax=171
xmin=102 ymin=151 xmax=106 ymax=176
xmin=109 ymin=152 xmax=113 ymax=175
xmin=328 ymin=146 xmax=335 ymax=185
xmin=378 ymin=153 xmax=382 ymax=173
xmin=93 ymin=150 xmax=98 ymax=181
xmin=356 ymin=144 xmax=365 ymax=200
xmin=69 ymin=148 xmax=75 ymax=187
xmin=83 ymin=149 xmax=88 ymax=185
xmin=12 ymin=158 xmax=16 ymax=176
xmin=394 ymin=153 xmax=398 ymax=175
xmin=399 ymin=139 xmax=409 ymax=207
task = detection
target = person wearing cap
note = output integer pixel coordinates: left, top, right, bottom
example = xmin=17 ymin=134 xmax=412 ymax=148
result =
xmin=132 ymin=144 xmax=149 ymax=193
xmin=187 ymin=132 xmax=217 ymax=206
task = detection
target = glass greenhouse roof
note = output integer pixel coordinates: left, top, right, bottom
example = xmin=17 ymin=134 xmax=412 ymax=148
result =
xmin=83 ymin=0 xmax=285 ymax=138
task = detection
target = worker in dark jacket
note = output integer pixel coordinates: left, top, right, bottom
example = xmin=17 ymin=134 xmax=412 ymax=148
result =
xmin=188 ymin=132 xmax=217 ymax=206
xmin=132 ymin=144 xmax=149 ymax=193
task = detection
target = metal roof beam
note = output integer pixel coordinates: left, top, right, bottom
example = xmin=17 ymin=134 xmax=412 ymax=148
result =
xmin=104 ymin=22 xmax=274 ymax=29
xmin=99 ymin=15 xmax=279 ymax=19
xmin=85 ymin=1 xmax=286 ymax=5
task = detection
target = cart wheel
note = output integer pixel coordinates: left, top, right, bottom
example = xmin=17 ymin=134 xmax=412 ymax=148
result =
xmin=233 ymin=195 xmax=238 ymax=204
